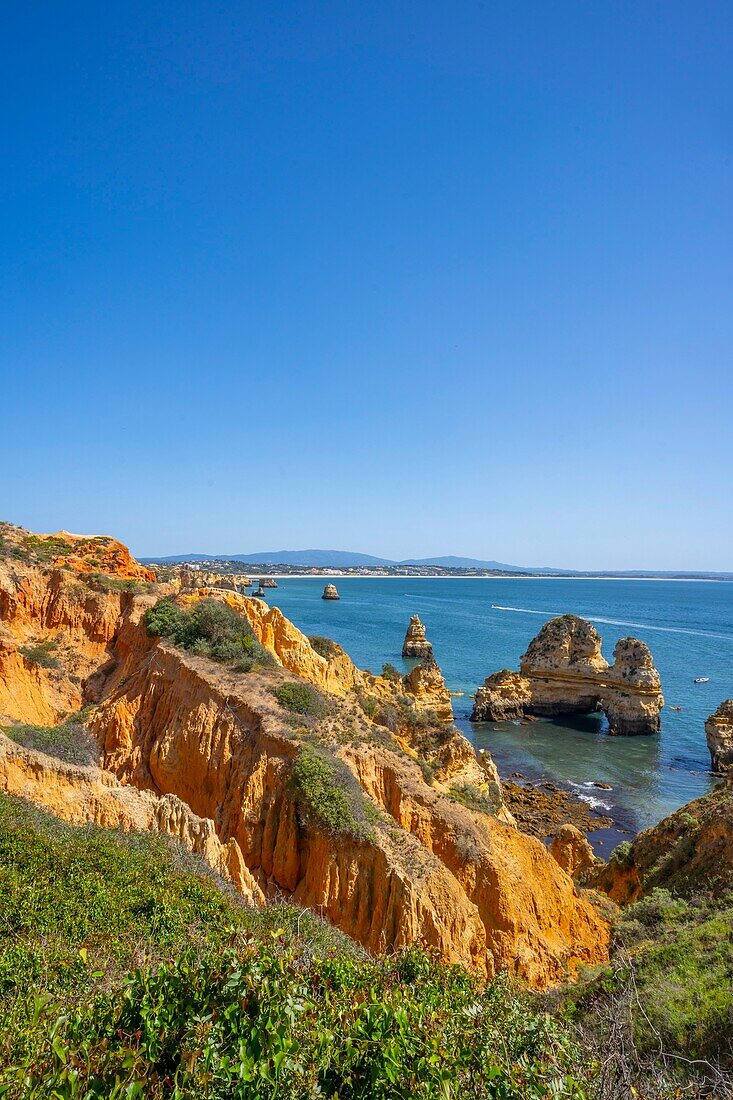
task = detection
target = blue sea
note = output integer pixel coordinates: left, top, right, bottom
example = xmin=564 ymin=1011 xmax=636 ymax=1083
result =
xmin=261 ymin=577 xmax=733 ymax=847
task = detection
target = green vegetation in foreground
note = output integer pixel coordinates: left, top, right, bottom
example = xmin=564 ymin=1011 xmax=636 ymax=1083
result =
xmin=0 ymin=791 xmax=590 ymax=1099
xmin=144 ymin=597 xmax=275 ymax=672
xmin=564 ymin=887 xmax=733 ymax=1096
xmin=289 ymin=742 xmax=379 ymax=841
xmin=2 ymin=720 xmax=98 ymax=766
xmin=83 ymin=571 xmax=153 ymax=593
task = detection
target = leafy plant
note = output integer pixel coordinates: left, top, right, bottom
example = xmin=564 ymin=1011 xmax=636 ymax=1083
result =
xmin=308 ymin=635 xmax=340 ymax=660
xmin=3 ymin=721 xmax=98 ymax=766
xmin=289 ymin=743 xmax=378 ymax=840
xmin=381 ymin=662 xmax=402 ymax=682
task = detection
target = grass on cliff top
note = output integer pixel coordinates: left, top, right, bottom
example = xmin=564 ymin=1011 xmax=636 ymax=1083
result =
xmin=2 ymin=720 xmax=99 ymax=766
xmin=0 ymin=794 xmax=591 ymax=1100
xmin=144 ymin=596 xmax=275 ymax=672
xmin=0 ymin=791 xmax=358 ymax=1084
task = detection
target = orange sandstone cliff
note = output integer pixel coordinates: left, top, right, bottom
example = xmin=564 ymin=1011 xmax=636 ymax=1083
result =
xmin=0 ymin=523 xmax=610 ymax=987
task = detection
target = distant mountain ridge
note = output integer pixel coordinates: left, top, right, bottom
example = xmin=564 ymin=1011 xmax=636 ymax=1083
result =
xmin=139 ymin=549 xmax=733 ymax=579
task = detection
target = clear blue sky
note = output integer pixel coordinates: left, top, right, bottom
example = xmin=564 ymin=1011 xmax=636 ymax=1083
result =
xmin=2 ymin=2 xmax=731 ymax=569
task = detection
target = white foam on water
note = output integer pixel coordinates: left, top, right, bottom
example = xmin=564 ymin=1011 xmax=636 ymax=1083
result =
xmin=490 ymin=605 xmax=733 ymax=642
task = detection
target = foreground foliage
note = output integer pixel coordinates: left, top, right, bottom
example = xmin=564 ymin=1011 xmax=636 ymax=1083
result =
xmin=0 ymin=792 xmax=590 ymax=1100
xmin=565 ymin=887 xmax=733 ymax=1098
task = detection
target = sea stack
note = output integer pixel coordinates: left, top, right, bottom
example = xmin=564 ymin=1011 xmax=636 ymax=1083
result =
xmin=706 ymin=700 xmax=733 ymax=776
xmin=402 ymin=615 xmax=433 ymax=659
xmin=260 ymin=577 xmax=278 ymax=588
xmin=322 ymin=583 xmax=340 ymax=600
xmin=472 ymin=614 xmax=664 ymax=735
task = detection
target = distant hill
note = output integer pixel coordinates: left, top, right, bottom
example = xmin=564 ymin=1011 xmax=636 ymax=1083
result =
xmin=140 ymin=549 xmax=733 ymax=579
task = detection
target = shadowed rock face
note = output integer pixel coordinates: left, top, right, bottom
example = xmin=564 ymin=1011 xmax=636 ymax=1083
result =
xmin=706 ymin=700 xmax=733 ymax=775
xmin=472 ymin=615 xmax=663 ymax=735
xmin=402 ymin=615 xmax=433 ymax=659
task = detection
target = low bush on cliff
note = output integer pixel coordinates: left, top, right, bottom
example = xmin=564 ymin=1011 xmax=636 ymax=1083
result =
xmin=0 ymin=790 xmax=593 ymax=1100
xmin=308 ymin=634 xmax=340 ymax=659
xmin=144 ymin=597 xmax=274 ymax=671
xmin=83 ymin=572 xmax=153 ymax=594
xmin=289 ymin=743 xmax=379 ymax=840
xmin=273 ymin=680 xmax=328 ymax=718
xmin=3 ymin=720 xmax=99 ymax=766
xmin=0 ymin=791 xmax=356 ymax=1083
xmin=17 ymin=639 xmax=61 ymax=670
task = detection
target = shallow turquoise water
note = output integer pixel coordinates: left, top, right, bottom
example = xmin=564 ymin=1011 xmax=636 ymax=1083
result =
xmin=262 ymin=578 xmax=733 ymax=840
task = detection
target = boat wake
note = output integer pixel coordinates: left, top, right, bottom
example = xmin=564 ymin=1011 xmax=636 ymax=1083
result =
xmin=490 ymin=605 xmax=733 ymax=642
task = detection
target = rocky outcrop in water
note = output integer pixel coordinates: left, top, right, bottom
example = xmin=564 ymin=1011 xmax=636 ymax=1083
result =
xmin=322 ymin=583 xmax=340 ymax=600
xmin=473 ymin=615 xmax=664 ymax=736
xmin=402 ymin=615 xmax=433 ymax=659
xmin=471 ymin=670 xmax=532 ymax=722
xmin=706 ymin=700 xmax=733 ymax=776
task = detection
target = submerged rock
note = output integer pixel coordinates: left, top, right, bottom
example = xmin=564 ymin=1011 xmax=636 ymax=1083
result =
xmin=401 ymin=615 xmax=433 ymax=659
xmin=473 ymin=615 xmax=664 ymax=736
xmin=322 ymin=583 xmax=340 ymax=600
xmin=706 ymin=700 xmax=733 ymax=776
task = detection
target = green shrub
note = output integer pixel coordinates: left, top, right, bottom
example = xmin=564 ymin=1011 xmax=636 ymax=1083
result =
xmin=381 ymin=662 xmax=402 ymax=682
xmin=144 ymin=598 xmax=274 ymax=672
xmin=84 ymin=572 xmax=152 ymax=594
xmin=610 ymin=840 xmax=633 ymax=867
xmin=272 ymin=681 xmax=328 ymax=717
xmin=3 ymin=722 xmax=98 ymax=766
xmin=18 ymin=640 xmax=60 ymax=670
xmin=308 ymin=635 xmax=340 ymax=660
xmin=289 ymin=743 xmax=378 ymax=840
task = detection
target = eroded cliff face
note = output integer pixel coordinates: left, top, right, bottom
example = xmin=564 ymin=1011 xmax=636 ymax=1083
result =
xmin=91 ymin=642 xmax=608 ymax=985
xmin=0 ymin=556 xmax=157 ymax=725
xmin=0 ymin=527 xmax=611 ymax=987
xmin=0 ymin=732 xmax=263 ymax=904
xmin=472 ymin=615 xmax=664 ymax=735
xmin=706 ymin=700 xmax=733 ymax=776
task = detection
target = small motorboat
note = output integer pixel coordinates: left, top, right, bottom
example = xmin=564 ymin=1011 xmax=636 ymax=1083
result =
xmin=694 ymin=677 xmax=710 ymax=684
xmin=669 ymin=706 xmax=683 ymax=711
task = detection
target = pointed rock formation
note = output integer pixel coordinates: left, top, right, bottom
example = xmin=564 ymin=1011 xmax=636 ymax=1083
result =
xmin=322 ymin=583 xmax=340 ymax=600
xmin=706 ymin=700 xmax=733 ymax=776
xmin=402 ymin=615 xmax=433 ymax=659
xmin=473 ymin=615 xmax=664 ymax=735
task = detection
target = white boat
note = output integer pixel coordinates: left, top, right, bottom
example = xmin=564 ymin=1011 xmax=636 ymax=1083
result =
xmin=694 ymin=676 xmax=709 ymax=684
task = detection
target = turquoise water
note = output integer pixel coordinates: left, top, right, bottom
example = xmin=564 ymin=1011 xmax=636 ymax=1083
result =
xmin=263 ymin=578 xmax=733 ymax=841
